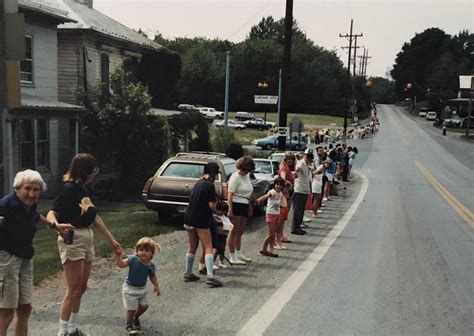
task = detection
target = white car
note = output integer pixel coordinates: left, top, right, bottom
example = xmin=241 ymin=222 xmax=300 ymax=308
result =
xmin=215 ymin=119 xmax=245 ymax=130
xmin=426 ymin=111 xmax=437 ymax=121
xmin=253 ymin=159 xmax=280 ymax=184
xmin=418 ymin=107 xmax=429 ymax=118
xmin=197 ymin=107 xmax=224 ymax=119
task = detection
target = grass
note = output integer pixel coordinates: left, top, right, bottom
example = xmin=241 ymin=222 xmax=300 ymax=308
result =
xmin=32 ymin=202 xmax=172 ymax=285
xmin=215 ymin=112 xmax=345 ymax=145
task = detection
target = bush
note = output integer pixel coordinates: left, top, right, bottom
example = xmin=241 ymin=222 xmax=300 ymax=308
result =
xmin=211 ymin=127 xmax=238 ymax=153
xmin=225 ymin=143 xmax=244 ymax=159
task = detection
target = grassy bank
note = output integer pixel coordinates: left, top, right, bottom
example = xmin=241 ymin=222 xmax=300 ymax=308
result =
xmin=33 ymin=203 xmax=170 ymax=285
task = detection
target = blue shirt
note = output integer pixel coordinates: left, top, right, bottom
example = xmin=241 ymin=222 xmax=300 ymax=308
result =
xmin=0 ymin=193 xmax=40 ymax=259
xmin=125 ymin=255 xmax=156 ymax=287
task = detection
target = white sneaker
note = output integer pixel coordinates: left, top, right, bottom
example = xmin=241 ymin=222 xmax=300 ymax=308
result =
xmin=303 ymin=216 xmax=311 ymax=222
xmin=229 ymin=257 xmax=247 ymax=265
xmin=321 ymin=203 xmax=326 ymax=207
xmin=323 ymin=197 xmax=328 ymax=202
xmin=213 ymin=264 xmax=219 ymax=270
xmin=317 ymin=209 xmax=323 ymax=214
xmin=238 ymin=254 xmax=252 ymax=262
xmin=218 ymin=263 xmax=228 ymax=269
xmin=301 ymin=223 xmax=308 ymax=228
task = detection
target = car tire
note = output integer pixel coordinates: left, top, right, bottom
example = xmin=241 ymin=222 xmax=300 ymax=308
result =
xmin=264 ymin=144 xmax=273 ymax=150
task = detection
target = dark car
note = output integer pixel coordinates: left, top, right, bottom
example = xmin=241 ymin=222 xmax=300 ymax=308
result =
xmin=142 ymin=152 xmax=270 ymax=222
xmin=243 ymin=118 xmax=275 ymax=130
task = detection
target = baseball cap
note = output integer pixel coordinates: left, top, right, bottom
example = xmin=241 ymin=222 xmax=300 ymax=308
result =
xmin=203 ymin=162 xmax=220 ymax=175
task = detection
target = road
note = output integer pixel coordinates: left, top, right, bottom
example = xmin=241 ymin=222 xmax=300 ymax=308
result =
xmin=28 ymin=104 xmax=473 ymax=336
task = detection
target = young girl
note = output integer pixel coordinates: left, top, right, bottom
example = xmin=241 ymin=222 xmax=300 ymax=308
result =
xmin=115 ymin=237 xmax=161 ymax=335
xmin=212 ymin=201 xmax=233 ymax=268
xmin=257 ymin=177 xmax=285 ymax=257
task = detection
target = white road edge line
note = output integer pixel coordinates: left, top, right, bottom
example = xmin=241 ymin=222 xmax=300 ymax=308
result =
xmin=237 ymin=172 xmax=370 ymax=336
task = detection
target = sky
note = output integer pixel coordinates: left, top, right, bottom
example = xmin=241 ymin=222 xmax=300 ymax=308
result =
xmin=93 ymin=0 xmax=473 ymax=78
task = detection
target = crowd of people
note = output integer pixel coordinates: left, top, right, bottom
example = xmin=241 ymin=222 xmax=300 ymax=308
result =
xmin=0 ymin=110 xmax=378 ymax=335
xmin=182 ymin=143 xmax=361 ymax=290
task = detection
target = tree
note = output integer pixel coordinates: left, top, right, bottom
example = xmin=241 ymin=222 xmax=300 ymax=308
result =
xmin=83 ymin=67 xmax=168 ymax=197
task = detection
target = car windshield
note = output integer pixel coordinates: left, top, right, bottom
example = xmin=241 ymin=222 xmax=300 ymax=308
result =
xmin=255 ymin=161 xmax=272 ymax=174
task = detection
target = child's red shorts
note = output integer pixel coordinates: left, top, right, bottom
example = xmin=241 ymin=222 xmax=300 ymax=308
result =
xmin=279 ymin=207 xmax=289 ymax=221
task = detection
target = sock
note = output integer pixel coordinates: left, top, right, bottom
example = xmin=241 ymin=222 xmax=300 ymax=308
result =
xmin=229 ymin=252 xmax=236 ymax=260
xmin=67 ymin=312 xmax=78 ymax=333
xmin=58 ymin=319 xmax=69 ymax=335
xmin=236 ymin=250 xmax=241 ymax=257
xmin=198 ymin=262 xmax=205 ymax=271
xmin=205 ymin=254 xmax=214 ymax=277
xmin=185 ymin=252 xmax=195 ymax=274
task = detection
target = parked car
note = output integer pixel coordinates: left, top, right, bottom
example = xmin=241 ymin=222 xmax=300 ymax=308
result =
xmin=443 ymin=114 xmax=462 ymax=127
xmin=267 ymin=152 xmax=285 ymax=163
xmin=235 ymin=111 xmax=256 ymax=121
xmin=215 ymin=119 xmax=245 ymax=130
xmin=142 ymin=152 xmax=269 ymax=221
xmin=426 ymin=111 xmax=437 ymax=121
xmin=253 ymin=159 xmax=280 ymax=185
xmin=460 ymin=116 xmax=474 ymax=128
xmin=177 ymin=104 xmax=198 ymax=112
xmin=418 ymin=107 xmax=430 ymax=118
xmin=243 ymin=118 xmax=275 ymax=130
xmin=197 ymin=107 xmax=224 ymax=120
xmin=253 ymin=135 xmax=306 ymax=150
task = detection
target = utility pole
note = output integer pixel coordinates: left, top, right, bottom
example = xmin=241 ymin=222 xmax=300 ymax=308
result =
xmin=278 ymin=0 xmax=293 ymax=150
xmin=224 ymin=51 xmax=230 ymax=126
xmin=362 ymin=49 xmax=371 ymax=77
xmin=357 ymin=48 xmax=366 ymax=77
xmin=340 ymin=19 xmax=362 ymax=135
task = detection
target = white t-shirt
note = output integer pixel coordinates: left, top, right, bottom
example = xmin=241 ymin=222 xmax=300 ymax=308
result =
xmin=228 ymin=171 xmax=253 ymax=204
xmin=311 ymin=164 xmax=324 ymax=194
xmin=294 ymin=159 xmax=311 ymax=194
xmin=266 ymin=189 xmax=282 ymax=215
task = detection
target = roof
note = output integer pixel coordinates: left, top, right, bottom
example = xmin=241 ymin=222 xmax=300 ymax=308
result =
xmin=12 ymin=93 xmax=86 ymax=112
xmin=19 ymin=0 xmax=76 ymax=23
xmin=48 ymin=0 xmax=161 ymax=50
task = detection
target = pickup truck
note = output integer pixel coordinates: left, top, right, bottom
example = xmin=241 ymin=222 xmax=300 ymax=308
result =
xmin=197 ymin=107 xmax=224 ymax=120
xmin=243 ymin=118 xmax=275 ymax=130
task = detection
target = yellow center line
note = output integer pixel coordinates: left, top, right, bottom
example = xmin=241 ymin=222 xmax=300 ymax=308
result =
xmin=415 ymin=161 xmax=474 ymax=228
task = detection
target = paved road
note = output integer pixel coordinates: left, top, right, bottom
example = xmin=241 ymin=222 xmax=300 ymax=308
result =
xmin=261 ymin=104 xmax=473 ymax=335
xmin=28 ymin=104 xmax=473 ymax=335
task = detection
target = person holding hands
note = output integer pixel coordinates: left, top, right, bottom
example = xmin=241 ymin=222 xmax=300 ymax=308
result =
xmin=115 ymin=237 xmax=161 ymax=334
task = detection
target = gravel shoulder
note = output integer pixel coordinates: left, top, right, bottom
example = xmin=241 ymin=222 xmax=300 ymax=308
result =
xmin=28 ymin=172 xmax=364 ymax=336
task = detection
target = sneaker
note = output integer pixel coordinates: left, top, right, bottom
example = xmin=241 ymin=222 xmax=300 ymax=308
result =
xmin=322 ymin=197 xmax=328 ymax=202
xmin=67 ymin=329 xmax=85 ymax=336
xmin=218 ymin=262 xmax=228 ymax=269
xmin=133 ymin=316 xmax=141 ymax=331
xmin=198 ymin=268 xmax=206 ymax=275
xmin=206 ymin=277 xmax=223 ymax=287
xmin=238 ymin=254 xmax=252 ymax=263
xmin=183 ymin=273 xmax=200 ymax=282
xmin=213 ymin=264 xmax=219 ymax=270
xmin=321 ymin=203 xmax=326 ymax=207
xmin=303 ymin=215 xmax=311 ymax=222
xmin=317 ymin=209 xmax=323 ymax=214
xmin=126 ymin=324 xmax=138 ymax=335
xmin=229 ymin=257 xmax=246 ymax=265
xmin=300 ymin=223 xmax=308 ymax=228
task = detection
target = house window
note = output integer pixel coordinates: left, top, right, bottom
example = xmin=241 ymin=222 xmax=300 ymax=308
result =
xmin=19 ymin=119 xmax=34 ymax=168
xmin=100 ymin=53 xmax=110 ymax=93
xmin=20 ymin=35 xmax=33 ymax=83
xmin=36 ymin=119 xmax=49 ymax=167
xmin=19 ymin=118 xmax=49 ymax=169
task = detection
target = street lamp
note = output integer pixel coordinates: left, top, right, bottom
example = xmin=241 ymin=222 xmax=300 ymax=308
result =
xmin=257 ymin=81 xmax=269 ymax=122
xmin=406 ymin=82 xmax=415 ymax=112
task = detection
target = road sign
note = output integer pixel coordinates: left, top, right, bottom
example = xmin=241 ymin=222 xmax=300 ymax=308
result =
xmin=254 ymin=95 xmax=278 ymax=104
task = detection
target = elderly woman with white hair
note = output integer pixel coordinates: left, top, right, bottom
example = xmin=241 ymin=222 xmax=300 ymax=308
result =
xmin=0 ymin=170 xmax=73 ymax=336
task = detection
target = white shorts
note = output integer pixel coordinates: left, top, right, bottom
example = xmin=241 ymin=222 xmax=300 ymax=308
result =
xmin=0 ymin=250 xmax=33 ymax=308
xmin=122 ymin=282 xmax=149 ymax=311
